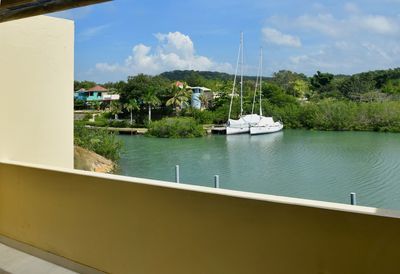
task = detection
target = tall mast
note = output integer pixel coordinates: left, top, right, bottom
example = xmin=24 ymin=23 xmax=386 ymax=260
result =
xmin=259 ymin=47 xmax=263 ymax=116
xmin=252 ymin=48 xmax=261 ymax=115
xmin=251 ymin=69 xmax=259 ymax=115
xmin=251 ymin=47 xmax=262 ymax=115
xmin=240 ymin=32 xmax=244 ymax=117
xmin=228 ymin=38 xmax=242 ymax=121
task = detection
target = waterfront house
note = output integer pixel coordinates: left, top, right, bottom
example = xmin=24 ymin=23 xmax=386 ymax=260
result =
xmin=191 ymin=86 xmax=212 ymax=109
xmin=173 ymin=81 xmax=213 ymax=109
xmin=2 ymin=1 xmax=400 ymax=274
xmin=74 ymin=85 xmax=120 ymax=106
xmin=86 ymin=85 xmax=108 ymax=101
xmin=74 ymin=88 xmax=87 ymax=101
xmin=172 ymin=81 xmax=212 ymax=110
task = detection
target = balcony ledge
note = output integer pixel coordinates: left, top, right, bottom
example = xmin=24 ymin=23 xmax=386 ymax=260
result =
xmin=1 ymin=159 xmax=400 ymax=220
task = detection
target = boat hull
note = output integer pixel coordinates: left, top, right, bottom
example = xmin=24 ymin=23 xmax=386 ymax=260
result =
xmin=226 ymin=126 xmax=250 ymax=135
xmin=250 ymin=124 xmax=283 ymax=135
xmin=226 ymin=116 xmax=259 ymax=135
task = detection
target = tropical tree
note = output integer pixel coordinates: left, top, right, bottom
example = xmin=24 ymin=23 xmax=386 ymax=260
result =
xmin=123 ymin=74 xmax=169 ymax=101
xmin=382 ymin=79 xmax=400 ymax=94
xmin=272 ymin=70 xmax=308 ymax=94
xmin=311 ymin=71 xmax=334 ymax=93
xmin=186 ymin=71 xmax=206 ymax=86
xmin=262 ymin=82 xmax=298 ymax=107
xmin=293 ymin=79 xmax=310 ymax=98
xmin=199 ymin=93 xmax=209 ymax=110
xmin=74 ymin=99 xmax=85 ymax=110
xmin=110 ymin=101 xmax=122 ymax=120
xmin=90 ymin=100 xmax=102 ymax=111
xmin=339 ymin=74 xmax=376 ymax=98
xmin=166 ymin=84 xmax=191 ymax=115
xmin=74 ymin=80 xmax=96 ymax=91
xmin=142 ymin=89 xmax=161 ymax=123
xmin=124 ymin=99 xmax=140 ymax=125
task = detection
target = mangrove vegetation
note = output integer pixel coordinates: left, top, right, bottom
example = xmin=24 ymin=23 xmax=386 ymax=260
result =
xmin=75 ymin=68 xmax=400 ymax=133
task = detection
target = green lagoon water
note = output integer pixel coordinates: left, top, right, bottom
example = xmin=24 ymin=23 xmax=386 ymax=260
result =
xmin=117 ymin=130 xmax=400 ymax=210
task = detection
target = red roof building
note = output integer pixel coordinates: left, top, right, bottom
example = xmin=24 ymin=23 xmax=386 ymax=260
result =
xmin=87 ymin=85 xmax=108 ymax=92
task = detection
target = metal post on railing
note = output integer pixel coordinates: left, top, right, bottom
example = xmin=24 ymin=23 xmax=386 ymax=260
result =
xmin=175 ymin=165 xmax=180 ymax=184
xmin=350 ymin=192 xmax=357 ymax=205
xmin=214 ymin=175 xmax=220 ymax=189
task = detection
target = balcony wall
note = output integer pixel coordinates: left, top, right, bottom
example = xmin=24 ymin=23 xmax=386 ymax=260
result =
xmin=0 ymin=16 xmax=74 ymax=169
xmin=1 ymin=161 xmax=400 ymax=274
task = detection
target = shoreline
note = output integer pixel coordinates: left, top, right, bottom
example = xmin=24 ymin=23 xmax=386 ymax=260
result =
xmin=85 ymin=124 xmax=400 ymax=136
xmin=74 ymin=146 xmax=116 ymax=173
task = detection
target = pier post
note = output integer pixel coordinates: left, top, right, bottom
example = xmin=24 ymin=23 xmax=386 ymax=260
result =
xmin=214 ymin=175 xmax=220 ymax=189
xmin=350 ymin=192 xmax=357 ymax=205
xmin=175 ymin=165 xmax=180 ymax=184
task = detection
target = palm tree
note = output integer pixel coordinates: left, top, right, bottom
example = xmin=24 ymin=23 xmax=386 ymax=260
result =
xmin=199 ymin=93 xmax=209 ymax=110
xmin=166 ymin=84 xmax=191 ymax=115
xmin=90 ymin=100 xmax=101 ymax=111
xmin=142 ymin=89 xmax=161 ymax=123
xmin=124 ymin=99 xmax=139 ymax=125
xmin=110 ymin=101 xmax=122 ymax=120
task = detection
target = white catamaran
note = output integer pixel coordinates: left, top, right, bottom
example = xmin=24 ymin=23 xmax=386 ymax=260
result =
xmin=226 ymin=34 xmax=283 ymax=135
xmin=250 ymin=47 xmax=283 ymax=135
xmin=226 ymin=32 xmax=261 ymax=135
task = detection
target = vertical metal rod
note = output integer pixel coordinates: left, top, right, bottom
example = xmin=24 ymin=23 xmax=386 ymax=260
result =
xmin=350 ymin=192 xmax=357 ymax=205
xmin=240 ymin=31 xmax=244 ymax=117
xmin=259 ymin=47 xmax=263 ymax=116
xmin=214 ymin=175 xmax=220 ymax=189
xmin=175 ymin=165 xmax=180 ymax=184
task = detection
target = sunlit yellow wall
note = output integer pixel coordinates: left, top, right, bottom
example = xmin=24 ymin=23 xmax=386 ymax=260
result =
xmin=0 ymin=16 xmax=74 ymax=169
xmin=1 ymin=162 xmax=400 ymax=274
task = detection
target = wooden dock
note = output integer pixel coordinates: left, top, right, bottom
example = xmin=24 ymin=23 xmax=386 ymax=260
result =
xmin=211 ymin=127 xmax=227 ymax=135
xmin=202 ymin=125 xmax=227 ymax=135
xmin=86 ymin=125 xmax=226 ymax=135
xmin=85 ymin=126 xmax=148 ymax=135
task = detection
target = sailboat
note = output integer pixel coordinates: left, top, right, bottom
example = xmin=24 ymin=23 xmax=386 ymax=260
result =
xmin=226 ymin=32 xmax=260 ymax=135
xmin=250 ymin=48 xmax=283 ymax=135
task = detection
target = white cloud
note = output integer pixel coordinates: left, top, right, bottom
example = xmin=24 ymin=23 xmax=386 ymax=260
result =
xmin=359 ymin=15 xmax=397 ymax=35
xmin=94 ymin=31 xmax=232 ymax=77
xmin=261 ymin=5 xmax=400 ymax=76
xmin=261 ymin=2 xmax=400 ymax=74
xmin=286 ymin=40 xmax=400 ymax=75
xmin=154 ymin=32 xmax=194 ymax=59
xmin=262 ymin=27 xmax=301 ymax=47
xmin=95 ymin=62 xmax=122 ymax=73
xmin=293 ymin=12 xmax=399 ymax=38
xmin=297 ymin=13 xmax=340 ymax=37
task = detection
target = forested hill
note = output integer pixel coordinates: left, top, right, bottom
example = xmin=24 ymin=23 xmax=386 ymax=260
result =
xmin=159 ymin=70 xmax=264 ymax=84
xmin=158 ymin=68 xmax=400 ymax=94
xmin=160 ymin=70 xmax=232 ymax=82
xmin=160 ymin=68 xmax=400 ymax=84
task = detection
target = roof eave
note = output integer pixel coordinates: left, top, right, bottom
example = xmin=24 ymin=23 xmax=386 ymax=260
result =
xmin=0 ymin=0 xmax=111 ymax=23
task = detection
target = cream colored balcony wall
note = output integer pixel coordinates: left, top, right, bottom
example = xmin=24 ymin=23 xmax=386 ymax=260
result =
xmin=0 ymin=16 xmax=74 ymax=169
xmin=1 ymin=161 xmax=400 ymax=274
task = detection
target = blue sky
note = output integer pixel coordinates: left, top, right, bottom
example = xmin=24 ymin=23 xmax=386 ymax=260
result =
xmin=52 ymin=0 xmax=400 ymax=83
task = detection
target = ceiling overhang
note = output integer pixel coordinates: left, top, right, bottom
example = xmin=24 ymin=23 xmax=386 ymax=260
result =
xmin=0 ymin=0 xmax=111 ymax=23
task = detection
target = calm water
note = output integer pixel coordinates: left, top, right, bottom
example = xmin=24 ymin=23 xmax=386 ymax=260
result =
xmin=117 ymin=130 xmax=400 ymax=210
